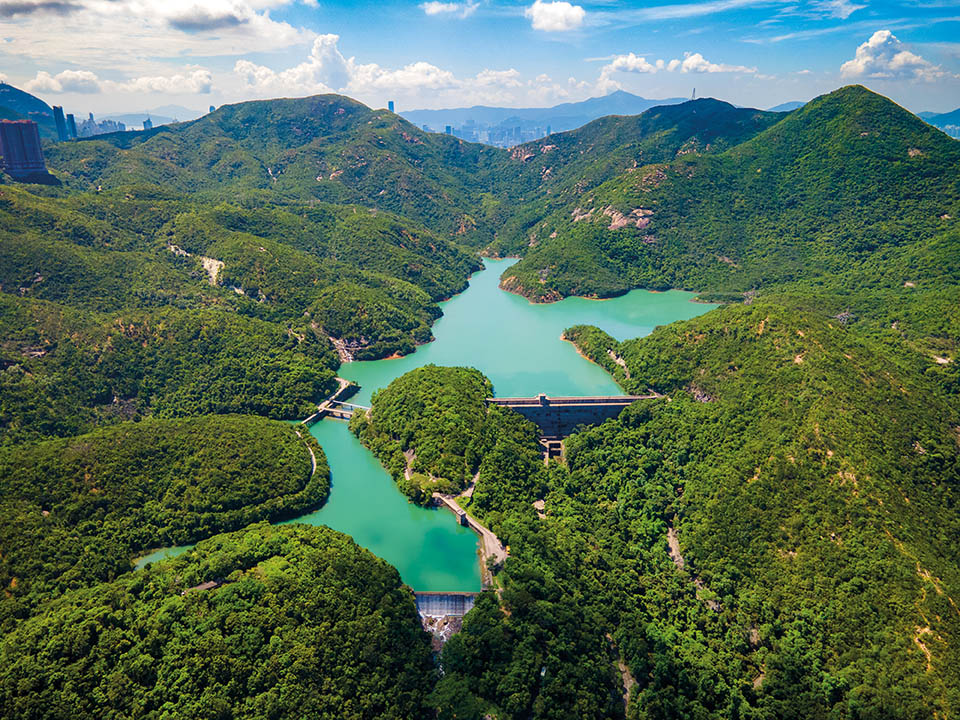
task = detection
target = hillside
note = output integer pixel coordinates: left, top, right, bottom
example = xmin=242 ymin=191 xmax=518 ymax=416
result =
xmin=0 ymin=83 xmax=57 ymax=139
xmin=488 ymin=98 xmax=784 ymax=256
xmin=0 ymin=415 xmax=326 ymax=625
xmin=499 ymin=85 xmax=960 ymax=301
xmin=358 ymin=293 xmax=960 ymax=717
xmin=43 ymin=94 xmax=510 ymax=243
xmin=0 ymin=523 xmax=436 ymax=720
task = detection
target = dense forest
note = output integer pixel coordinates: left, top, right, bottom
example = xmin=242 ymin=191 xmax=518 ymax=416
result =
xmin=0 ymin=415 xmax=326 ymax=627
xmin=500 ymin=86 xmax=960 ymax=301
xmin=0 ymin=523 xmax=436 ymax=720
xmin=351 ymin=365 xmax=547 ymax=506
xmin=1 ymin=81 xmax=958 ymax=718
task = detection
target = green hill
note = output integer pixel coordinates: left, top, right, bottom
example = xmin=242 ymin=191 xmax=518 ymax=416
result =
xmin=0 ymin=83 xmax=57 ymax=140
xmin=0 ymin=523 xmax=435 ymax=720
xmin=44 ymin=94 xmax=509 ymax=243
xmin=500 ymin=86 xmax=960 ymax=301
xmin=0 ymin=415 xmax=325 ymax=624
xmin=488 ymin=98 xmax=783 ymax=257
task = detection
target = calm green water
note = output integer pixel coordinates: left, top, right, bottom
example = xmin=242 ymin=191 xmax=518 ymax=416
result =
xmin=341 ymin=258 xmax=713 ymax=405
xmin=137 ymin=259 xmax=714 ymax=590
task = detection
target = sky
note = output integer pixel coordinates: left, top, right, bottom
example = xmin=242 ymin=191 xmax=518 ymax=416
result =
xmin=1 ymin=0 xmax=959 ymax=118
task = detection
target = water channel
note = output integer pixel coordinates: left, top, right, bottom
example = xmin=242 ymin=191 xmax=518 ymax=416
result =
xmin=136 ymin=259 xmax=715 ymax=590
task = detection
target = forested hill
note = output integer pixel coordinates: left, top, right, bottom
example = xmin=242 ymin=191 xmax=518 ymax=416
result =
xmin=43 ymin=94 xmax=509 ymax=244
xmin=499 ymin=85 xmax=960 ymax=301
xmin=0 ymin=523 xmax=437 ymax=719
xmin=488 ymin=98 xmax=784 ymax=255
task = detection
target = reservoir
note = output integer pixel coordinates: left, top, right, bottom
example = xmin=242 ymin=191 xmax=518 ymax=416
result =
xmin=137 ymin=259 xmax=715 ymax=589
xmin=288 ymin=259 xmax=714 ymax=591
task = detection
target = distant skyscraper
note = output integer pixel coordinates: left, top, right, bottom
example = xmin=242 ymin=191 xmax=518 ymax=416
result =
xmin=388 ymin=100 xmax=395 ymax=113
xmin=143 ymin=116 xmax=153 ymax=131
xmin=66 ymin=113 xmax=78 ymax=139
xmin=0 ymin=120 xmax=48 ymax=180
xmin=423 ymin=124 xmax=429 ymax=132
xmin=52 ymin=106 xmax=68 ymax=142
xmin=445 ymin=125 xmax=452 ymax=135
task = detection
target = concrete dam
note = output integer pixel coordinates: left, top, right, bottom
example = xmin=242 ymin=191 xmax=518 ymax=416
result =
xmin=487 ymin=393 xmax=657 ymax=440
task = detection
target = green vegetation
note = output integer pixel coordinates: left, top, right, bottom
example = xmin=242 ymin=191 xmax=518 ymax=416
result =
xmin=0 ymin=415 xmax=325 ymax=627
xmin=423 ymin=292 xmax=960 ymax=718
xmin=351 ymin=365 xmax=548 ymax=507
xmin=3 ymin=81 xmax=959 ymax=718
xmin=0 ymin=523 xmax=436 ymax=720
xmin=501 ymin=86 xmax=960 ymax=301
xmin=0 ymin=295 xmax=339 ymax=445
xmin=44 ymin=94 xmax=509 ymax=244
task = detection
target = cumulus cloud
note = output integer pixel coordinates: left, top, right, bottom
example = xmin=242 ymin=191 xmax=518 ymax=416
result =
xmin=24 ymin=67 xmax=213 ymax=94
xmin=420 ymin=1 xmax=478 ymax=17
xmin=524 ymin=0 xmax=584 ymax=31
xmin=26 ymin=69 xmax=101 ymax=93
xmin=234 ymin=33 xmax=351 ymax=96
xmin=3 ymin=0 xmax=312 ymax=64
xmin=232 ymin=34 xmax=592 ymax=108
xmin=841 ymin=30 xmax=949 ymax=81
xmin=674 ymin=52 xmax=756 ymax=74
xmin=598 ymin=50 xmax=757 ymax=91
xmin=122 ymin=69 xmax=213 ymax=94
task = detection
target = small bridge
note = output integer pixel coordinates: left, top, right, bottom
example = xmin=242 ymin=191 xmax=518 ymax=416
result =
xmin=487 ymin=393 xmax=657 ymax=442
xmin=302 ymin=378 xmax=369 ymax=423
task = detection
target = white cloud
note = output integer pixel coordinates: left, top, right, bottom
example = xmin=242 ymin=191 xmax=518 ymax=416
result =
xmin=476 ymin=68 xmax=523 ymax=87
xmin=0 ymin=72 xmax=8 ymax=83
xmin=232 ymin=35 xmax=593 ymax=109
xmin=810 ymin=0 xmax=865 ymax=19
xmin=420 ymin=1 xmax=478 ymax=17
xmin=24 ymin=66 xmax=213 ymax=94
xmin=2 ymin=0 xmax=313 ymax=66
xmin=841 ymin=30 xmax=950 ymax=81
xmin=121 ymin=69 xmax=213 ymax=94
xmin=676 ymin=52 xmax=756 ymax=74
xmin=524 ymin=0 xmax=584 ymax=31
xmin=26 ymin=69 xmax=101 ymax=93
xmin=598 ymin=50 xmax=757 ymax=91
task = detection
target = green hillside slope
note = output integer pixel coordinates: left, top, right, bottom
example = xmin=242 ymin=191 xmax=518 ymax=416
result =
xmin=44 ymin=94 xmax=508 ymax=243
xmin=501 ymin=86 xmax=960 ymax=301
xmin=0 ymin=416 xmax=325 ymax=625
xmin=489 ymin=99 xmax=783 ymax=256
xmin=0 ymin=523 xmax=435 ymax=720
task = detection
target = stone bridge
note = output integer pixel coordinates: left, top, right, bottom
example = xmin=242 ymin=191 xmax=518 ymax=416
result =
xmin=487 ymin=393 xmax=658 ymax=440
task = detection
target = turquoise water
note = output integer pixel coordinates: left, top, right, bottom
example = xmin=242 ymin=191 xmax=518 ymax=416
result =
xmin=137 ymin=259 xmax=715 ymax=590
xmin=341 ymin=259 xmax=712 ymax=405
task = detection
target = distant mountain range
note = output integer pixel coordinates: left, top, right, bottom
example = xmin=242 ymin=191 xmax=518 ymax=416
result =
xmin=919 ymin=108 xmax=960 ymax=137
xmin=399 ymin=90 xmax=688 ymax=145
xmin=767 ymin=100 xmax=805 ymax=112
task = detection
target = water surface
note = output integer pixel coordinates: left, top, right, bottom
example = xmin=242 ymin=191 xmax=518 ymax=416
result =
xmin=139 ymin=259 xmax=715 ymax=591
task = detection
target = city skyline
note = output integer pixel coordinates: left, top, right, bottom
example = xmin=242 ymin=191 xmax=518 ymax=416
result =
xmin=1 ymin=0 xmax=958 ymax=116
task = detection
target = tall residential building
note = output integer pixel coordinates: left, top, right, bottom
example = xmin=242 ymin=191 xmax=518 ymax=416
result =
xmin=388 ymin=100 xmax=395 ymax=113
xmin=143 ymin=116 xmax=153 ymax=131
xmin=445 ymin=125 xmax=452 ymax=135
xmin=66 ymin=113 xmax=78 ymax=139
xmin=52 ymin=106 xmax=68 ymax=142
xmin=0 ymin=120 xmax=48 ymax=180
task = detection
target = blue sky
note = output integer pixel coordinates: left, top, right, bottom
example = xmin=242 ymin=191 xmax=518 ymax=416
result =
xmin=1 ymin=0 xmax=958 ymax=115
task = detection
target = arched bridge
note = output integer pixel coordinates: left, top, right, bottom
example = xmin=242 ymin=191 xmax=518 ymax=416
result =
xmin=487 ymin=393 xmax=658 ymax=440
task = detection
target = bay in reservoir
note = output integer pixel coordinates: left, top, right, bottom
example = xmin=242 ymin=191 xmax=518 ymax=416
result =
xmin=288 ymin=259 xmax=714 ymax=591
xmin=138 ymin=259 xmax=715 ymax=590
